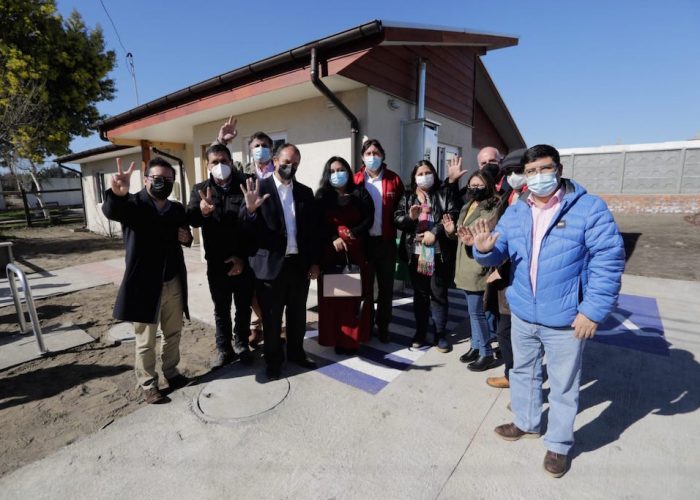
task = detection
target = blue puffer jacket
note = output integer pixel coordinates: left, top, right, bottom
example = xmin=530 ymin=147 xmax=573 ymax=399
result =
xmin=474 ymin=179 xmax=625 ymax=327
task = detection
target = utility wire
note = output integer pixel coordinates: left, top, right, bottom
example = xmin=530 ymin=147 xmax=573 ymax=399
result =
xmin=98 ymin=0 xmax=140 ymax=105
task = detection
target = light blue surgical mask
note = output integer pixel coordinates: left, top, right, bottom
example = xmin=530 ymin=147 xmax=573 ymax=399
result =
xmin=364 ymin=155 xmax=383 ymax=171
xmin=330 ymin=171 xmax=349 ymax=188
xmin=252 ymin=146 xmax=271 ymax=164
xmin=527 ymin=172 xmax=559 ymax=197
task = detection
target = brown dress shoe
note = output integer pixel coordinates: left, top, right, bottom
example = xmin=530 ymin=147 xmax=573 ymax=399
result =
xmin=543 ymin=451 xmax=568 ymax=478
xmin=487 ymin=376 xmax=510 ymax=388
xmin=494 ymin=423 xmax=540 ymax=441
xmin=143 ymin=387 xmax=165 ymax=404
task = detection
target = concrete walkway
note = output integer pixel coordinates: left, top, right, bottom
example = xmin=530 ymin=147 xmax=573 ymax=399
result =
xmin=0 ymin=254 xmax=698 ymax=499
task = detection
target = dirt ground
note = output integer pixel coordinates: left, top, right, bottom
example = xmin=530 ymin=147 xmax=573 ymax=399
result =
xmin=0 ymin=223 xmax=124 ymax=274
xmin=0 ymin=213 xmax=698 ymax=478
xmin=613 ymin=213 xmax=700 ymax=281
xmin=0 ymin=284 xmax=218 ymax=477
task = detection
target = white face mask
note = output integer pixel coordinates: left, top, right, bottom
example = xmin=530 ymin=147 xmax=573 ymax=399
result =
xmin=507 ymin=172 xmax=527 ymax=189
xmin=415 ymin=173 xmax=434 ymax=190
xmin=211 ymin=162 xmax=231 ymax=181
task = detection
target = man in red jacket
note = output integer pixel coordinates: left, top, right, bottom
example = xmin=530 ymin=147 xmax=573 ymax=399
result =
xmin=353 ymin=139 xmax=405 ymax=342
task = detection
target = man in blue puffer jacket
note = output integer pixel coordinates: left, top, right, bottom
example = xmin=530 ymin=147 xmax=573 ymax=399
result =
xmin=472 ymin=144 xmax=625 ymax=478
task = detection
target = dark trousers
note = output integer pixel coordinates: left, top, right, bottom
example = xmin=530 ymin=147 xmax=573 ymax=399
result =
xmin=408 ymin=255 xmax=449 ymax=341
xmin=255 ymin=255 xmax=310 ymax=369
xmin=496 ymin=313 xmax=513 ymax=379
xmin=207 ymin=264 xmax=254 ymax=354
xmin=367 ymin=237 xmax=396 ymax=333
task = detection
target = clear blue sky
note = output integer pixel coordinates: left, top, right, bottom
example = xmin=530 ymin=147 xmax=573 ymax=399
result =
xmin=57 ymin=0 xmax=700 ymax=154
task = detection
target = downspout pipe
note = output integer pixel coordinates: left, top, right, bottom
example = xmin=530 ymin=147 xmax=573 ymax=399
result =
xmin=310 ymin=47 xmax=360 ymax=171
xmin=57 ymin=163 xmax=87 ymax=229
xmin=416 ymin=58 xmax=427 ymax=120
xmin=151 ymin=147 xmax=187 ymax=205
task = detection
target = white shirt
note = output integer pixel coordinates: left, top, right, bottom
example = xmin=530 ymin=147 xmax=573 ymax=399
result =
xmin=273 ymin=173 xmax=298 ymax=255
xmin=365 ymin=170 xmax=384 ymax=236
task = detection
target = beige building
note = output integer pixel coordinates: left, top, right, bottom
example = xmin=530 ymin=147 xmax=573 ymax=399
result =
xmin=57 ymin=20 xmax=525 ymax=239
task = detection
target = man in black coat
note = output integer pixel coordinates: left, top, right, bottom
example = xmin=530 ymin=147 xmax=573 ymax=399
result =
xmin=240 ymin=143 xmax=320 ymax=380
xmin=188 ymin=143 xmax=254 ymax=369
xmin=102 ymin=156 xmax=193 ymax=404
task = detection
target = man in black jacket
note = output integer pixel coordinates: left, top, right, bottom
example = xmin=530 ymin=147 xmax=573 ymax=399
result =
xmin=188 ymin=143 xmax=254 ymax=369
xmin=102 ymin=157 xmax=193 ymax=404
xmin=240 ymin=143 xmax=320 ymax=380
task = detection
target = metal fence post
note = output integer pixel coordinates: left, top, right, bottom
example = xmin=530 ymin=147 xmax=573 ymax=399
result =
xmin=20 ymin=188 xmax=32 ymax=227
xmin=6 ymin=263 xmax=48 ymax=355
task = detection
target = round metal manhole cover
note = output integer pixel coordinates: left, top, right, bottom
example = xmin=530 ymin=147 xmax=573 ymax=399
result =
xmin=194 ymin=366 xmax=290 ymax=422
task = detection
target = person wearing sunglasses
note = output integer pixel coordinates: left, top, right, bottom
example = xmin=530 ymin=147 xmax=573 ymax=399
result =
xmin=102 ymin=157 xmax=193 ymax=404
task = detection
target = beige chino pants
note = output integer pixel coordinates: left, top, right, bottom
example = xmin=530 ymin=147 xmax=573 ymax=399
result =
xmin=133 ymin=277 xmax=184 ymax=389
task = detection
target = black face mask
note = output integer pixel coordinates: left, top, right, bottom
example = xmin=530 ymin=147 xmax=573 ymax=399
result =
xmin=150 ymin=178 xmax=174 ymax=200
xmin=467 ymin=186 xmax=490 ymax=201
xmin=277 ymin=164 xmax=297 ymax=181
xmin=482 ymin=162 xmax=501 ymax=182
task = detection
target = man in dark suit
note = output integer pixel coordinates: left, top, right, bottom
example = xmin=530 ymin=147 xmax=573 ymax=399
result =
xmin=240 ymin=143 xmax=320 ymax=380
xmin=102 ymin=157 xmax=193 ymax=404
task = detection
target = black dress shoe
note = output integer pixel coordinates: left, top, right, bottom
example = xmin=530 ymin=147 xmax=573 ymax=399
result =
xmin=211 ymin=350 xmax=236 ymax=370
xmin=459 ymin=348 xmax=479 ymax=364
xmin=468 ymin=355 xmax=497 ymax=372
xmin=266 ymin=366 xmax=281 ymax=381
xmin=290 ymin=357 xmax=317 ymax=369
xmin=378 ymin=330 xmax=390 ymax=344
xmin=238 ymin=349 xmax=254 ymax=365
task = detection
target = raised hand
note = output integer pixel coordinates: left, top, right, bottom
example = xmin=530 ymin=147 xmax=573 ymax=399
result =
xmin=111 ymin=157 xmax=135 ymax=197
xmin=198 ymin=186 xmax=215 ymax=216
xmin=472 ymin=217 xmax=500 ymax=253
xmin=447 ymin=156 xmax=467 ymax=184
xmin=218 ymin=115 xmax=238 ymax=144
xmin=240 ymin=177 xmax=270 ymax=214
xmin=456 ymin=225 xmax=475 ymax=246
xmin=442 ymin=213 xmax=455 ymax=235
xmin=409 ymin=204 xmax=421 ymax=220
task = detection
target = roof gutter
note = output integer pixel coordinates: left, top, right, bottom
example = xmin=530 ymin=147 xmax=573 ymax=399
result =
xmin=310 ymin=47 xmax=361 ymax=171
xmin=96 ymin=20 xmax=384 ymax=139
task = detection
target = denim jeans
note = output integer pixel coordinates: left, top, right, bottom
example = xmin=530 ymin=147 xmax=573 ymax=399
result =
xmin=510 ymin=313 xmax=586 ymax=455
xmin=463 ymin=291 xmax=492 ymax=356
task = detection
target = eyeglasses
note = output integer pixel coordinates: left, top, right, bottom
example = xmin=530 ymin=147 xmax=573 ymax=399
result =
xmin=147 ymin=175 xmax=174 ymax=182
xmin=524 ymin=163 xmax=557 ymax=177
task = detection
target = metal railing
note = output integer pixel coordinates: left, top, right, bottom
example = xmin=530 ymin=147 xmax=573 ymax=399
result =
xmin=6 ymin=263 xmax=48 ymax=355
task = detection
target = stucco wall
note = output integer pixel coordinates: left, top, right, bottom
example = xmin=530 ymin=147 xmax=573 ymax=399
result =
xmin=192 ymin=88 xmax=366 ymax=190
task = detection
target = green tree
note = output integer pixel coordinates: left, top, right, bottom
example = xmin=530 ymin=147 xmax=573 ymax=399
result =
xmin=0 ymin=0 xmax=116 ymax=163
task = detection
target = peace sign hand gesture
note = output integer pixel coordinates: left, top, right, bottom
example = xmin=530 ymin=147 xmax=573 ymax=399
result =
xmin=217 ymin=115 xmax=238 ymax=144
xmin=240 ymin=177 xmax=270 ymax=214
xmin=472 ymin=218 xmax=500 ymax=253
xmin=111 ymin=158 xmax=135 ymax=197
xmin=198 ymin=186 xmax=215 ymax=216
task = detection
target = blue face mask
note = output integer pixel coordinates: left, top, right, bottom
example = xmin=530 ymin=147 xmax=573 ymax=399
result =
xmin=252 ymin=146 xmax=271 ymax=164
xmin=330 ymin=171 xmax=349 ymax=188
xmin=527 ymin=172 xmax=559 ymax=197
xmin=364 ymin=155 xmax=383 ymax=171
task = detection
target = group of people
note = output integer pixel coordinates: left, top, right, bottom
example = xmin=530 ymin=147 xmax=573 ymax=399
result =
xmin=103 ymin=117 xmax=625 ymax=478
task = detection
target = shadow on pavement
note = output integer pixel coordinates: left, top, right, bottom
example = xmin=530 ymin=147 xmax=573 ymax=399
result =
xmin=573 ymin=343 xmax=700 ymax=459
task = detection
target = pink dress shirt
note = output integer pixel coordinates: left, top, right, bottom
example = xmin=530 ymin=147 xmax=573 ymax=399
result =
xmin=527 ymin=186 xmax=565 ymax=294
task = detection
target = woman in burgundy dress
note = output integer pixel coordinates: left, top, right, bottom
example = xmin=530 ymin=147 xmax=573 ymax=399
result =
xmin=315 ymin=156 xmax=375 ymax=355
